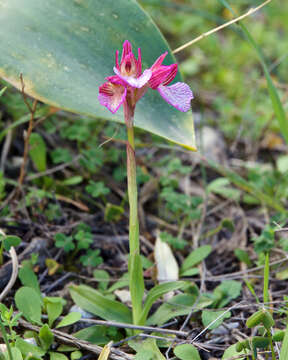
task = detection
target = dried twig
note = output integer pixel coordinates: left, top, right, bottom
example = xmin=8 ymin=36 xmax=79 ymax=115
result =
xmin=0 ymin=229 xmax=19 ymax=301
xmin=172 ymin=0 xmax=272 ymax=54
xmin=18 ymin=319 xmax=133 ymax=360
xmin=53 ymin=316 xmax=188 ymax=337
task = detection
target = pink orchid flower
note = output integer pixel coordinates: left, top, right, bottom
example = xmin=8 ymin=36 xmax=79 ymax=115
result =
xmin=98 ymin=40 xmax=193 ymax=114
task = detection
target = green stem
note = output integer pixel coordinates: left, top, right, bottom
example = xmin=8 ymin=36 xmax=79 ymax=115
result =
xmin=124 ymin=101 xmax=144 ymax=325
xmin=267 ymin=329 xmax=277 ymax=360
xmin=263 ymin=252 xmax=269 ymax=304
xmin=0 ymin=320 xmax=13 ymax=360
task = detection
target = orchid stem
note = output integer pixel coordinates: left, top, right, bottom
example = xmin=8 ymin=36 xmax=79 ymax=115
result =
xmin=124 ymin=102 xmax=144 ymax=326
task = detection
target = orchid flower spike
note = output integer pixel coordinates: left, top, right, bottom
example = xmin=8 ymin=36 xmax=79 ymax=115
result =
xmin=98 ymin=40 xmax=193 ymax=114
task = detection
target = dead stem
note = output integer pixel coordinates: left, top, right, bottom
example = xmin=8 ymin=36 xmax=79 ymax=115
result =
xmin=17 ymin=74 xmax=38 ymax=191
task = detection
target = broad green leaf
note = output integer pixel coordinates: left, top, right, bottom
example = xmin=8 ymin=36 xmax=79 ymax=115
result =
xmin=147 ymin=293 xmax=197 ymax=326
xmin=39 ymin=324 xmax=54 ymax=351
xmin=18 ymin=266 xmax=41 ymax=296
xmin=56 ymin=312 xmax=81 ymax=328
xmin=0 ymin=0 xmax=196 ymax=150
xmin=71 ymin=351 xmax=82 ymax=360
xmin=49 ymin=353 xmax=69 ymax=360
xmin=222 ymin=344 xmax=246 ymax=360
xmin=44 ymin=297 xmax=64 ymax=328
xmin=61 ymin=176 xmax=83 ymax=186
xmin=69 ymin=284 xmax=132 ymax=323
xmin=74 ymin=325 xmax=109 ymax=345
xmin=174 ymin=344 xmax=201 ymax=360
xmin=15 ymin=287 xmax=42 ymax=325
xmin=3 ymin=235 xmax=21 ymax=251
xmin=93 ymin=269 xmax=110 ymax=291
xmin=130 ymin=339 xmax=165 ymax=360
xmin=181 ymin=245 xmax=212 ymax=273
xmin=180 ymin=267 xmax=199 ymax=277
xmin=15 ymin=338 xmax=45 ymax=358
xmin=202 ymin=310 xmax=231 ymax=330
xmin=107 ymin=273 xmax=129 ymax=293
xmin=29 ymin=133 xmax=47 ymax=172
xmin=234 ymin=249 xmax=252 ymax=267
xmin=1 ymin=347 xmax=23 ymax=360
xmin=213 ymin=280 xmax=242 ymax=308
xmin=140 ymin=281 xmax=187 ymax=325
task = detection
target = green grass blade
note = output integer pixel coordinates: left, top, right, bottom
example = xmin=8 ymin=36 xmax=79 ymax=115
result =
xmin=218 ymin=0 xmax=288 ymax=144
xmin=280 ymin=323 xmax=288 ymax=360
xmin=0 ymin=87 xmax=6 ymax=97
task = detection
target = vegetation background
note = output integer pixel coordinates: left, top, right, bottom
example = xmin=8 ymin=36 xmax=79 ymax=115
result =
xmin=0 ymin=0 xmax=287 ymax=359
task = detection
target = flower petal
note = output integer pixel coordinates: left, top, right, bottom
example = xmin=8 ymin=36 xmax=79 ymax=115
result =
xmin=149 ymin=64 xmax=177 ymax=89
xmin=150 ymin=51 xmax=168 ymax=71
xmin=113 ymin=67 xmax=152 ymax=88
xmin=115 ymin=50 xmax=120 ymax=70
xmin=98 ymin=81 xmax=127 ymax=113
xmin=137 ymin=48 xmax=142 ymax=76
xmin=121 ymin=40 xmax=132 ymax=62
xmin=157 ymin=82 xmax=194 ymax=112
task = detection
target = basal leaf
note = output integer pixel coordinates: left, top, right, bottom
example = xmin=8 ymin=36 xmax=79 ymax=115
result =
xmin=174 ymin=344 xmax=201 ymax=360
xmin=15 ymin=287 xmax=42 ymax=325
xmin=69 ymin=284 xmax=132 ymax=323
xmin=0 ymin=0 xmax=196 ymax=150
xmin=140 ymin=281 xmax=187 ymax=325
xmin=181 ymin=245 xmax=212 ymax=273
xmin=56 ymin=312 xmax=81 ymax=329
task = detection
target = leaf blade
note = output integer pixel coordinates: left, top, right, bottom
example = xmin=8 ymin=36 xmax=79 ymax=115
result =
xmin=0 ymin=0 xmax=196 ymax=150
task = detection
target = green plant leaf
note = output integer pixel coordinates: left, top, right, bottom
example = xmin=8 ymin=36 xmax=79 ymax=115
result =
xmin=222 ymin=344 xmax=246 ymax=360
xmin=15 ymin=287 xmax=42 ymax=325
xmin=15 ymin=338 xmax=45 ymax=358
xmin=18 ymin=266 xmax=41 ymax=296
xmin=3 ymin=235 xmax=21 ymax=251
xmin=213 ymin=280 xmax=242 ymax=308
xmin=56 ymin=312 xmax=81 ymax=328
xmin=202 ymin=310 xmax=231 ymax=330
xmin=139 ymin=281 xmax=187 ymax=324
xmin=70 ymin=351 xmax=82 ymax=360
xmin=49 ymin=352 xmax=69 ymax=360
xmin=44 ymin=297 xmax=65 ymax=328
xmin=147 ymin=293 xmax=198 ymax=326
xmin=69 ymin=284 xmax=132 ymax=323
xmin=0 ymin=87 xmax=7 ymax=97
xmin=0 ymin=0 xmax=196 ymax=150
xmin=4 ymin=347 xmax=23 ymax=360
xmin=73 ymin=325 xmax=109 ymax=345
xmin=234 ymin=249 xmax=252 ymax=267
xmin=174 ymin=344 xmax=201 ymax=360
xmin=130 ymin=339 xmax=165 ymax=360
xmin=39 ymin=324 xmax=54 ymax=351
xmin=93 ymin=269 xmax=110 ymax=291
xmin=280 ymin=324 xmax=288 ymax=360
xmin=181 ymin=245 xmax=212 ymax=273
xmin=29 ymin=133 xmax=47 ymax=172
